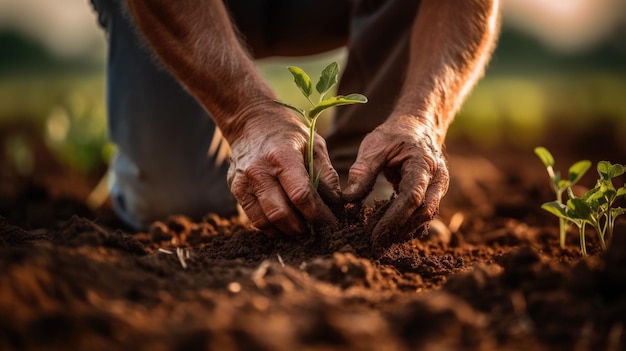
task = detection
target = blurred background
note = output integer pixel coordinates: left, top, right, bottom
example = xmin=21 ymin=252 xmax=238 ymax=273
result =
xmin=0 ymin=0 xmax=625 ymax=179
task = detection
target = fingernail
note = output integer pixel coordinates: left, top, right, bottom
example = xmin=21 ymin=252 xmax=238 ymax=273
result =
xmin=344 ymin=181 xmax=358 ymax=198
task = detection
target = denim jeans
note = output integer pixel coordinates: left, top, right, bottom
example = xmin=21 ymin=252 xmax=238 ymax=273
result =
xmin=91 ymin=0 xmax=419 ymax=229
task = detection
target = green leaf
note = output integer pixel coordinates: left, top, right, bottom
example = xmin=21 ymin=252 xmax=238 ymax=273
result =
xmin=308 ymin=94 xmax=368 ymax=119
xmin=315 ymin=62 xmax=339 ymax=98
xmin=567 ymin=187 xmax=576 ymax=201
xmin=582 ymin=185 xmax=601 ymax=201
xmin=582 ymin=186 xmax=604 ymax=211
xmin=568 ymin=160 xmax=591 ymax=184
xmin=567 ymin=197 xmax=592 ymax=220
xmin=603 ymin=189 xmax=617 ymax=203
xmin=552 ymin=171 xmax=562 ymax=191
xmin=557 ymin=179 xmax=570 ymax=190
xmin=274 ymin=100 xmax=307 ymax=119
xmin=534 ymin=146 xmax=555 ymax=168
xmin=597 ymin=161 xmax=625 ymax=180
xmin=287 ymin=66 xmax=313 ymax=98
xmin=612 ymin=207 xmax=626 ymax=218
xmin=541 ymin=201 xmax=570 ymax=220
xmin=617 ymin=187 xmax=626 ymax=198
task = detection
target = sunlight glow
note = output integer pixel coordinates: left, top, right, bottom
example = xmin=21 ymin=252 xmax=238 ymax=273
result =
xmin=0 ymin=0 xmax=105 ymax=59
xmin=46 ymin=107 xmax=71 ymax=143
xmin=503 ymin=0 xmax=625 ymax=52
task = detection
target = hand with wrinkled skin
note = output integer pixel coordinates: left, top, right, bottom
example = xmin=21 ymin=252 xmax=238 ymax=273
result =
xmin=339 ymin=0 xmax=500 ymax=254
xmin=343 ymin=117 xmax=449 ymax=255
xmin=227 ymin=105 xmax=342 ymax=237
xmin=123 ymin=1 xmax=343 ymax=237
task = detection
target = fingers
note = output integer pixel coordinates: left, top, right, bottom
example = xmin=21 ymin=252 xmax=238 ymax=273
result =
xmin=275 ymin=153 xmax=339 ymax=230
xmin=229 ymin=174 xmax=283 ymax=238
xmin=229 ymin=151 xmax=338 ymax=237
xmin=343 ymin=142 xmax=385 ymax=203
xmin=372 ymin=158 xmax=449 ymax=255
xmin=253 ymin=174 xmax=307 ymax=236
xmin=231 ymin=162 xmax=307 ymax=236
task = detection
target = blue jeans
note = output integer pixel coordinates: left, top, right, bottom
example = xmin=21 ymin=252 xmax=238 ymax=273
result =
xmin=91 ymin=0 xmax=419 ymax=229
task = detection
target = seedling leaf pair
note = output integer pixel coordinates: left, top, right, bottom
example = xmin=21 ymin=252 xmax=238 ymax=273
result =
xmin=598 ymin=160 xmax=625 ymax=180
xmin=287 ymin=62 xmax=339 ymax=102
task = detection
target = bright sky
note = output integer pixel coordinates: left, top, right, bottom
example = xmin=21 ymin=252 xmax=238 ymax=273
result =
xmin=0 ymin=0 xmax=624 ymax=59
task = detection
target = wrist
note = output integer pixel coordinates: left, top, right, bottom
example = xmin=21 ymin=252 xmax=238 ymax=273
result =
xmin=386 ymin=111 xmax=446 ymax=147
xmin=221 ymin=100 xmax=304 ymax=145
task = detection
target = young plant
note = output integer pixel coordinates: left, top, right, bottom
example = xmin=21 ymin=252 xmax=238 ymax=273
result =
xmin=534 ymin=146 xmax=591 ymax=249
xmin=274 ymin=62 xmax=367 ymax=187
xmin=535 ymin=147 xmax=626 ymax=255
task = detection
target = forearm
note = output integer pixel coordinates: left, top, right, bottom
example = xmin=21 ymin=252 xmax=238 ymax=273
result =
xmin=125 ymin=0 xmax=282 ymax=142
xmin=392 ymin=0 xmax=501 ymax=145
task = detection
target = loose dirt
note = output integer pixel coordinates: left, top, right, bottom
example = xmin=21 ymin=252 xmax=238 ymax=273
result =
xmin=1 ymin=124 xmax=625 ymax=351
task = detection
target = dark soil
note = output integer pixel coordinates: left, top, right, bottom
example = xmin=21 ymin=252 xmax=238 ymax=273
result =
xmin=1 ymin=122 xmax=626 ymax=351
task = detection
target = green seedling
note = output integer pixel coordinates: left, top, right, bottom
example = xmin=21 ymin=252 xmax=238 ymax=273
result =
xmin=535 ymin=147 xmax=626 ymax=255
xmin=275 ymin=62 xmax=367 ymax=187
xmin=534 ymin=146 xmax=591 ymax=249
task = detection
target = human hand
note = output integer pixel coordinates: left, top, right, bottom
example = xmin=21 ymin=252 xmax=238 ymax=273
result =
xmin=226 ymin=106 xmax=341 ymax=237
xmin=342 ymin=117 xmax=449 ymax=255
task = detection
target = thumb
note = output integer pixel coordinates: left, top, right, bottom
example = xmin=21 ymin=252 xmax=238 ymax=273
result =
xmin=342 ymin=152 xmax=384 ymax=203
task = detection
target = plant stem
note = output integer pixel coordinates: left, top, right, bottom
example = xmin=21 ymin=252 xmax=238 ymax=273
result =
xmin=607 ymin=213 xmax=615 ymax=244
xmin=307 ymin=115 xmax=318 ymax=185
xmin=559 ymin=218 xmax=567 ymax=249
xmin=306 ymin=96 xmax=316 ymax=107
xmin=579 ymin=222 xmax=587 ymax=256
xmin=308 ymin=129 xmax=315 ymax=184
xmin=594 ymin=222 xmax=607 ymax=250
xmin=306 ymin=114 xmax=319 ymax=236
xmin=557 ymin=190 xmax=567 ymax=249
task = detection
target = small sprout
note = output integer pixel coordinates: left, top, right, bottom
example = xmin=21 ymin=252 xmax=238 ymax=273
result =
xmin=534 ymin=146 xmax=591 ymax=249
xmin=158 ymin=248 xmax=173 ymax=255
xmin=176 ymin=247 xmax=188 ymax=269
xmin=158 ymin=247 xmax=190 ymax=269
xmin=536 ymin=146 xmax=626 ymax=255
xmin=275 ymin=62 xmax=367 ymax=186
xmin=252 ymin=260 xmax=272 ymax=288
xmin=277 ymin=254 xmax=285 ymax=268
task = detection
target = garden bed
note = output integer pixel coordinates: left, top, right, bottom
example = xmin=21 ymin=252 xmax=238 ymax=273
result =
xmin=1 ymin=123 xmax=625 ymax=351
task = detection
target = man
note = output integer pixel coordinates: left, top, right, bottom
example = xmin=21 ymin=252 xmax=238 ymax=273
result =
xmin=91 ymin=0 xmax=500 ymax=253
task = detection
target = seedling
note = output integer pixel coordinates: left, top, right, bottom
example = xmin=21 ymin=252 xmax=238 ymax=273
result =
xmin=534 ymin=147 xmax=591 ymax=249
xmin=535 ymin=147 xmax=626 ymax=255
xmin=275 ymin=62 xmax=367 ymax=187
xmin=157 ymin=247 xmax=191 ymax=269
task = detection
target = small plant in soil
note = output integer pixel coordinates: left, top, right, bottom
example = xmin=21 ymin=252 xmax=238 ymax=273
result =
xmin=535 ymin=146 xmax=626 ymax=255
xmin=274 ymin=62 xmax=367 ymax=187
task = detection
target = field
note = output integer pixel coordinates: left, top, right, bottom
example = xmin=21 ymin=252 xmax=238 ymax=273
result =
xmin=1 ymin=67 xmax=626 ymax=350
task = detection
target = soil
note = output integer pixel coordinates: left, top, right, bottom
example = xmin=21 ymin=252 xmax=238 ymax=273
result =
xmin=1 ymin=121 xmax=626 ymax=351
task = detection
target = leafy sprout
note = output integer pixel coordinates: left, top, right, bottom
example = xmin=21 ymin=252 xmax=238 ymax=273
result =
xmin=535 ymin=147 xmax=626 ymax=255
xmin=534 ymin=146 xmax=591 ymax=249
xmin=275 ymin=62 xmax=367 ymax=187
